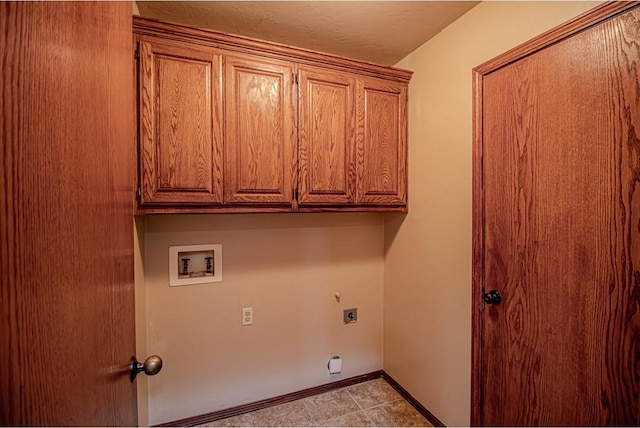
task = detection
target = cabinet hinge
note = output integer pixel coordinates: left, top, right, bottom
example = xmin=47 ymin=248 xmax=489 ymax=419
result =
xmin=292 ymin=73 xmax=299 ymax=85
xmin=134 ymin=45 xmax=140 ymax=61
xmin=292 ymin=188 xmax=299 ymax=201
xmin=137 ymin=187 xmax=142 ymax=200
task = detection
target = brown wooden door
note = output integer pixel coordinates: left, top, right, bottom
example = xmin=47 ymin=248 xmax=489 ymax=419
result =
xmin=356 ymin=78 xmax=408 ymax=206
xmin=224 ymin=55 xmax=296 ymax=206
xmin=473 ymin=3 xmax=640 ymax=426
xmin=138 ymin=38 xmax=223 ymax=206
xmin=1 ymin=2 xmax=137 ymax=425
xmin=298 ymin=66 xmax=356 ymax=205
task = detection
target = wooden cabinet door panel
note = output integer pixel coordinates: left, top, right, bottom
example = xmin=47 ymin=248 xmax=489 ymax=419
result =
xmin=139 ymin=39 xmax=223 ymax=205
xmin=224 ymin=55 xmax=296 ymax=205
xmin=298 ymin=67 xmax=356 ymax=205
xmin=356 ymin=79 xmax=407 ymax=206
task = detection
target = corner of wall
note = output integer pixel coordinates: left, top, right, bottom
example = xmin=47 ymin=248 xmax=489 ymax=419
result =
xmin=382 ymin=1 xmax=602 ymax=426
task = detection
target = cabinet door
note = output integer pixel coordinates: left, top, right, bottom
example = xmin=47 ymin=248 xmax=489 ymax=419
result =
xmin=298 ymin=67 xmax=356 ymax=205
xmin=138 ymin=39 xmax=223 ymax=205
xmin=356 ymin=78 xmax=408 ymax=206
xmin=224 ymin=55 xmax=296 ymax=205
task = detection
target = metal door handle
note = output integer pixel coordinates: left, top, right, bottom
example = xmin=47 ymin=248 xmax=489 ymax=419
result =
xmin=482 ymin=290 xmax=502 ymax=305
xmin=130 ymin=355 xmax=163 ymax=382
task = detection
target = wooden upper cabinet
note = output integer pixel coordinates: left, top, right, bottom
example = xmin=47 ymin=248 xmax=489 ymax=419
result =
xmin=133 ymin=17 xmax=412 ymax=213
xmin=223 ymin=55 xmax=296 ymax=206
xmin=298 ymin=67 xmax=356 ymax=205
xmin=356 ymin=78 xmax=408 ymax=206
xmin=138 ymin=38 xmax=223 ymax=205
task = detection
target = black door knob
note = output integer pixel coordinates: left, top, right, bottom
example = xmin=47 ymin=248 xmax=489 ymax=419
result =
xmin=482 ymin=290 xmax=502 ymax=305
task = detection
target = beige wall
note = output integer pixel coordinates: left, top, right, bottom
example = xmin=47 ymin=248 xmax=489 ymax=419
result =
xmin=134 ymin=218 xmax=149 ymax=426
xmin=384 ymin=1 xmax=602 ymax=426
xmin=141 ymin=213 xmax=384 ymax=425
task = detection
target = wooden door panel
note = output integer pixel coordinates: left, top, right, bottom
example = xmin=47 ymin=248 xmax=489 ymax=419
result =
xmin=298 ymin=67 xmax=355 ymax=205
xmin=1 ymin=2 xmax=136 ymax=425
xmin=139 ymin=39 xmax=223 ymax=205
xmin=477 ymin=5 xmax=640 ymax=426
xmin=224 ymin=55 xmax=295 ymax=205
xmin=357 ymin=79 xmax=407 ymax=206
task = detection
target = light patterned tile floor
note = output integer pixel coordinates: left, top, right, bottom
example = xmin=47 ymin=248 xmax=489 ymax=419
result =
xmin=200 ymin=379 xmax=432 ymax=427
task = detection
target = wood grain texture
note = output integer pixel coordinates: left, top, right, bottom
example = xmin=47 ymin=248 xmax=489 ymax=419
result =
xmin=474 ymin=4 xmax=640 ymax=425
xmin=1 ymin=2 xmax=136 ymax=425
xmin=138 ymin=37 xmax=223 ymax=205
xmin=136 ymin=204 xmax=407 ymax=215
xmin=133 ymin=20 xmax=411 ymax=214
xmin=356 ymin=78 xmax=408 ymax=206
xmin=223 ymin=54 xmax=296 ymax=205
xmin=298 ymin=66 xmax=356 ymax=205
xmin=470 ymin=66 xmax=485 ymax=427
xmin=474 ymin=2 xmax=638 ymax=76
xmin=132 ymin=16 xmax=413 ymax=84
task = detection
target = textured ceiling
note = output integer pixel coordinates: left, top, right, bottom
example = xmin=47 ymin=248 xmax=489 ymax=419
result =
xmin=136 ymin=1 xmax=480 ymax=66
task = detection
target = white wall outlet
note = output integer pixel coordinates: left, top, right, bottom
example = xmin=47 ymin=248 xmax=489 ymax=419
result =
xmin=242 ymin=307 xmax=253 ymax=326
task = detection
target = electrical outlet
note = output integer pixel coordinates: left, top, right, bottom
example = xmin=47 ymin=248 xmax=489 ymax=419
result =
xmin=242 ymin=307 xmax=253 ymax=326
xmin=343 ymin=308 xmax=357 ymax=324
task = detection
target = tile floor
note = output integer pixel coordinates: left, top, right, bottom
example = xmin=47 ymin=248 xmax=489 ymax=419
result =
xmin=200 ymin=379 xmax=432 ymax=427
